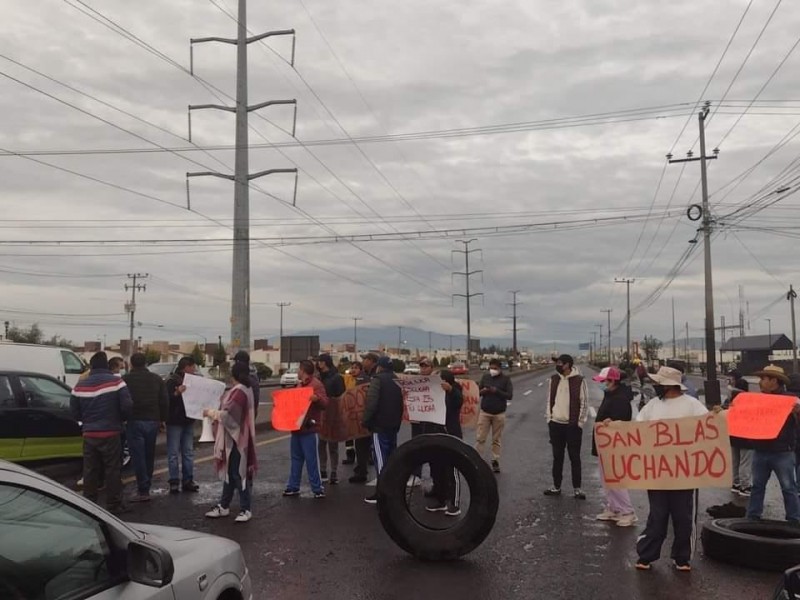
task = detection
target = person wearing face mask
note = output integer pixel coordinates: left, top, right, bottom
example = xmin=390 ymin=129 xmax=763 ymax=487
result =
xmin=475 ymin=358 xmax=513 ymax=473
xmin=544 ymin=354 xmax=588 ymax=499
xmin=634 ymin=366 xmax=709 ymax=572
xmin=591 ymin=366 xmax=637 ymax=526
xmin=408 ymin=357 xmax=436 ymax=487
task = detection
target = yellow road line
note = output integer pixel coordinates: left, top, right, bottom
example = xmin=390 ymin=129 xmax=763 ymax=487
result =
xmin=122 ymin=433 xmax=290 ymax=485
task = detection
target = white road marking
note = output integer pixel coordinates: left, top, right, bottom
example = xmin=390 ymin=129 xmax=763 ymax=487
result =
xmin=537 ymin=382 xmax=543 ymax=387
xmin=523 ymin=390 xmax=533 ymax=396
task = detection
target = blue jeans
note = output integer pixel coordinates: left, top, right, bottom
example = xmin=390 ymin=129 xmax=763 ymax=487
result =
xmin=220 ymin=445 xmax=251 ymax=512
xmin=372 ymin=430 xmax=398 ymax=476
xmin=287 ymin=432 xmax=323 ymax=494
xmin=167 ymin=424 xmax=195 ymax=484
xmin=747 ymin=450 xmax=800 ymax=521
xmin=127 ymin=420 xmax=159 ymax=494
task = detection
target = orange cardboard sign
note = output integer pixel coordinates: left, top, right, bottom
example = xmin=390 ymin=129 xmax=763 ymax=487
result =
xmin=728 ymin=392 xmax=798 ymax=439
xmin=458 ymin=379 xmax=480 ymax=429
xmin=271 ymin=387 xmax=313 ymax=432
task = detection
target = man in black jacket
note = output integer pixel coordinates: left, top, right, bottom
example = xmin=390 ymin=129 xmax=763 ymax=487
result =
xmin=166 ymin=356 xmax=200 ymax=494
xmin=316 ymin=353 xmax=346 ymax=485
xmin=123 ymin=352 xmax=168 ymax=502
xmin=746 ymin=365 xmax=800 ymax=523
xmin=362 ymin=356 xmax=404 ymax=504
xmin=475 ymin=358 xmax=513 ymax=473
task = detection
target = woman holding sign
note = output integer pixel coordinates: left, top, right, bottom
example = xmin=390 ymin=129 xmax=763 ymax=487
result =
xmin=203 ymin=362 xmax=258 ymax=523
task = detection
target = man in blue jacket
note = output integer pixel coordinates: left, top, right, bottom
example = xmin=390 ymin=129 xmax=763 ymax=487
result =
xmin=70 ymin=351 xmax=133 ymax=514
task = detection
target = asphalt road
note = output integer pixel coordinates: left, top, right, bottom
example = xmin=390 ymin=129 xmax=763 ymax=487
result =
xmin=45 ymin=367 xmax=787 ymax=599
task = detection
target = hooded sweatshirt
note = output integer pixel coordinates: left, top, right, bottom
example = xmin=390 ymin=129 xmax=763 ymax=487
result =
xmin=546 ymin=367 xmax=588 ymax=427
xmin=591 ymin=384 xmax=633 ymax=456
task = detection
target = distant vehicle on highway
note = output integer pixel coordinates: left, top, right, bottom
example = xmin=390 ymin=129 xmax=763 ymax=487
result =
xmin=0 ymin=370 xmax=81 ymax=462
xmin=0 ymin=342 xmax=86 ymax=387
xmin=148 ymin=362 xmax=180 ymax=380
xmin=280 ymin=367 xmax=299 ymax=387
xmin=0 ymin=459 xmax=253 ymax=600
xmin=450 ymin=362 xmax=468 ymax=376
xmin=479 ymin=362 xmax=489 ymax=371
xmin=404 ymin=362 xmax=421 ymax=375
xmin=500 ymin=361 xmax=509 ymax=370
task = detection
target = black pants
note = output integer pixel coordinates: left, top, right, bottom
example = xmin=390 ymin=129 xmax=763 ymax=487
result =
xmin=548 ymin=422 xmax=583 ymax=489
xmin=83 ymin=435 xmax=123 ymax=510
xmin=353 ymin=436 xmax=372 ymax=477
xmin=430 ymin=426 xmax=461 ymax=506
xmin=636 ymin=490 xmax=694 ymax=564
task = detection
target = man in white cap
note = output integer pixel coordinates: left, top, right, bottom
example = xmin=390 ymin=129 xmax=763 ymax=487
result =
xmin=745 ymin=364 xmax=800 ymax=525
xmin=634 ymin=366 xmax=707 ymax=572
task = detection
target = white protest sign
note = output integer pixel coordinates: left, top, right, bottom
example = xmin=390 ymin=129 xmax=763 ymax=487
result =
xmin=397 ymin=375 xmax=446 ymax=425
xmin=182 ymin=373 xmax=226 ymax=420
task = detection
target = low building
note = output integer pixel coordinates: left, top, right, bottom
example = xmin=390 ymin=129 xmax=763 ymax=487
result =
xmin=720 ymin=334 xmax=794 ymax=375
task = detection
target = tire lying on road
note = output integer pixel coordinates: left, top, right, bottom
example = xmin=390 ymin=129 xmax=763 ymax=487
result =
xmin=376 ymin=433 xmax=499 ymax=561
xmin=701 ymin=518 xmax=800 ymax=572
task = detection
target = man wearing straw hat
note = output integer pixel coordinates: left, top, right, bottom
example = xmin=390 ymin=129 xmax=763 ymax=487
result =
xmin=745 ymin=364 xmax=800 ymax=524
xmin=634 ymin=366 xmax=708 ymax=572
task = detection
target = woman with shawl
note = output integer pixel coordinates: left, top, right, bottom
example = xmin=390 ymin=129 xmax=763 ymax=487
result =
xmin=203 ymin=362 xmax=258 ymax=522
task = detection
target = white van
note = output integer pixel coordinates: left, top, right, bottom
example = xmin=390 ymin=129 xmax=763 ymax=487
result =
xmin=0 ymin=342 xmax=87 ymax=388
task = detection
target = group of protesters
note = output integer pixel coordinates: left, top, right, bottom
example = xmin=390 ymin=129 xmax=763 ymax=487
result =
xmin=547 ymin=352 xmax=800 ymax=573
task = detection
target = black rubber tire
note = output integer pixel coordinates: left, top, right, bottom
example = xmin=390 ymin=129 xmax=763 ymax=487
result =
xmin=376 ymin=433 xmax=499 ymax=561
xmin=701 ymin=518 xmax=800 ymax=572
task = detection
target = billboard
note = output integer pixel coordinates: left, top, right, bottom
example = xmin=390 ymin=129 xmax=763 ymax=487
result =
xmin=280 ymin=335 xmax=320 ymax=364
xmin=578 ymin=342 xmax=591 ymax=350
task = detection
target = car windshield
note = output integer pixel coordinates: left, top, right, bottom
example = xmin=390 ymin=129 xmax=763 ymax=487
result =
xmin=148 ymin=363 xmax=176 ymax=377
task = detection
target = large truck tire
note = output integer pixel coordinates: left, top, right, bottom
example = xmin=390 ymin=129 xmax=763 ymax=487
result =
xmin=701 ymin=518 xmax=800 ymax=572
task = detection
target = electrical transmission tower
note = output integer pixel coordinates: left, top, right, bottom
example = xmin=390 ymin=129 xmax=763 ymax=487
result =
xmin=185 ymin=0 xmax=298 ymax=355
xmin=453 ymin=239 xmax=483 ymax=364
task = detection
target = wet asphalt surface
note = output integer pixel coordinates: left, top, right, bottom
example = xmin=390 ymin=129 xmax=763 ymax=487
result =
xmin=42 ymin=368 xmax=787 ymax=599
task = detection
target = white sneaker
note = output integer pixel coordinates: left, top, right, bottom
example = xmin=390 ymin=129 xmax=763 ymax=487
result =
xmin=596 ymin=509 xmax=620 ymax=521
xmin=616 ymin=513 xmax=638 ymax=527
xmin=205 ymin=505 xmax=230 ymax=518
xmin=76 ymin=477 xmax=84 ymax=487
xmin=406 ymin=475 xmax=422 ymax=488
xmin=366 ymin=478 xmax=378 ymax=487
xmin=234 ymin=510 xmax=252 ymax=523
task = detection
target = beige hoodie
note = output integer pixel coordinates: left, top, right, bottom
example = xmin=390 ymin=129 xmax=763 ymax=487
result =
xmin=545 ymin=367 xmax=589 ymax=427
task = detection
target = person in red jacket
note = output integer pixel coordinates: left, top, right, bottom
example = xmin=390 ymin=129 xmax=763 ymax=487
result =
xmin=283 ymin=360 xmax=329 ymax=498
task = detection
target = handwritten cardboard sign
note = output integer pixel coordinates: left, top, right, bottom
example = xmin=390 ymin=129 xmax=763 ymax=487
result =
xmin=595 ymin=413 xmax=731 ymax=490
xmin=458 ymin=379 xmax=480 ymax=429
xmin=271 ymin=387 xmax=313 ymax=432
xmin=728 ymin=392 xmax=798 ymax=439
xmin=318 ymin=384 xmax=371 ymax=442
xmin=181 ymin=373 xmax=225 ymax=420
xmin=397 ymin=375 xmax=446 ymax=425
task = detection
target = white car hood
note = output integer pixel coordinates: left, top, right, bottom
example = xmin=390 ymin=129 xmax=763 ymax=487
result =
xmin=131 ymin=522 xmax=217 ymax=542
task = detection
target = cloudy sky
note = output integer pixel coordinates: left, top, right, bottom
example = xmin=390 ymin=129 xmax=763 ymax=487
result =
xmin=1 ymin=0 xmax=800 ymax=354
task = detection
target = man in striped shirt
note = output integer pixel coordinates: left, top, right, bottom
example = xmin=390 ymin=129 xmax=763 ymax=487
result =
xmin=70 ymin=351 xmax=133 ymax=514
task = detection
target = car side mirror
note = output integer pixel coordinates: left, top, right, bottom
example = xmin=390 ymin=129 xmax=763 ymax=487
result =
xmin=127 ymin=540 xmax=174 ymax=587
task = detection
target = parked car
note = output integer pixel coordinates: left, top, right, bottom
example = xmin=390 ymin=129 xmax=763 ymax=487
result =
xmin=0 ymin=370 xmax=82 ymax=462
xmin=479 ymin=362 xmax=489 ymax=370
xmin=280 ymin=367 xmax=299 ymax=388
xmin=0 ymin=459 xmax=252 ymax=599
xmin=0 ymin=342 xmax=86 ymax=387
xmin=404 ymin=362 xmax=421 ymax=375
xmin=450 ymin=362 xmax=468 ymax=376
xmin=148 ymin=362 xmax=181 ymax=380
xmin=500 ymin=361 xmax=510 ymax=370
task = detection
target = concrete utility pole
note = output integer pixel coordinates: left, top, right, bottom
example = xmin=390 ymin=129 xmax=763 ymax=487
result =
xmin=591 ymin=331 xmax=598 ymax=363
xmin=3 ymin=321 xmax=8 ymax=339
xmin=276 ymin=302 xmax=291 ymax=339
xmin=125 ymin=273 xmax=148 ymax=361
xmin=614 ymin=279 xmax=634 ymax=359
xmin=187 ymin=1 xmax=297 ymax=355
xmin=453 ymin=239 xmax=483 ymax=364
xmin=397 ymin=326 xmax=402 ymax=357
xmin=766 ymin=318 xmax=772 ymax=347
xmin=672 ymin=297 xmax=677 ymax=359
xmin=507 ymin=290 xmax=521 ymax=365
xmin=353 ymin=317 xmax=362 ymax=358
xmin=789 ymin=285 xmax=798 ymax=373
xmin=602 ymin=309 xmax=612 ymax=362
xmin=668 ymin=101 xmax=720 ymax=406
xmin=428 ymin=331 xmax=432 ymax=357
xmin=596 ymin=323 xmax=603 ymax=361
xmin=685 ymin=321 xmax=690 ymax=364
